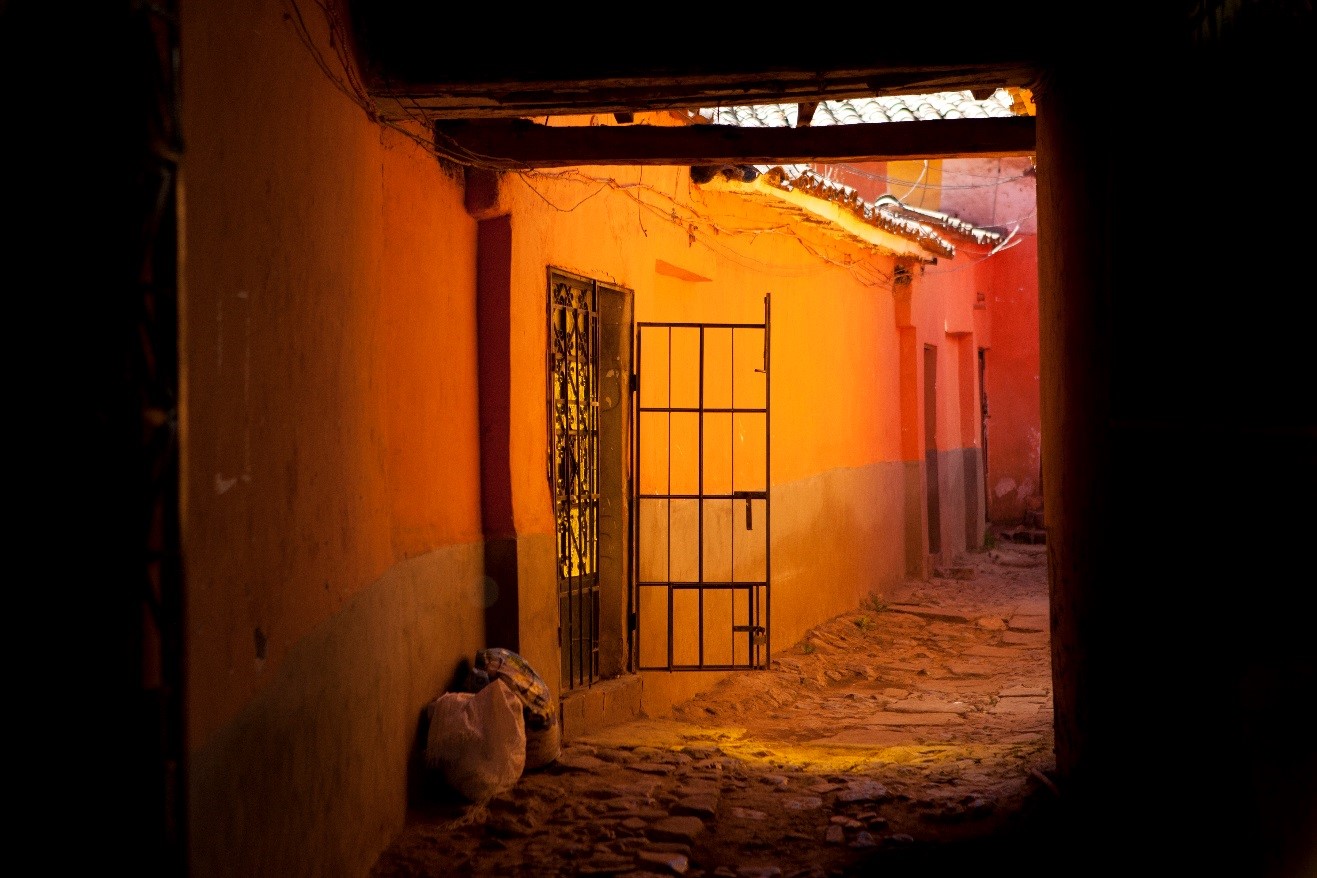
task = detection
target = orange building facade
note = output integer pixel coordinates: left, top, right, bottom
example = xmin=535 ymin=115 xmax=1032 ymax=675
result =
xmin=178 ymin=3 xmax=1037 ymax=875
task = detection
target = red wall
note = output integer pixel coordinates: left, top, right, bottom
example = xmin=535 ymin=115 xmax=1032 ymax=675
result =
xmin=979 ymin=236 xmax=1041 ymax=524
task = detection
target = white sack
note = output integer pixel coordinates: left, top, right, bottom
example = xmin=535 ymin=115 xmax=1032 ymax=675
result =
xmin=424 ymin=677 xmax=526 ymax=802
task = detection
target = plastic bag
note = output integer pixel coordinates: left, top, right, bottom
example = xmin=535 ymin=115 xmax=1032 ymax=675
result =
xmin=475 ymin=648 xmax=554 ymax=728
xmin=475 ymin=648 xmax=561 ymax=769
xmin=424 ymin=677 xmax=525 ymax=802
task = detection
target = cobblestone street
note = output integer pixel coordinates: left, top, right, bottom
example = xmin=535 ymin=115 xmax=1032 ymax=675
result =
xmin=370 ymin=539 xmax=1059 ymax=877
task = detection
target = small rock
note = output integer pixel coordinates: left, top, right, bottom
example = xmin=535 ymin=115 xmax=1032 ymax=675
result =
xmin=637 ymin=849 xmax=690 ymax=874
xmin=597 ymin=748 xmax=639 ymax=763
xmin=729 ymin=807 xmax=767 ymax=820
xmin=672 ymin=795 xmax=718 ymax=818
xmin=782 ymin=796 xmax=823 ymax=810
xmin=825 ymin=825 xmax=845 ymax=844
xmin=680 ymin=745 xmax=720 ymax=759
xmin=598 ymin=797 xmax=643 ymax=810
xmin=837 ymin=780 xmax=890 ymax=803
xmin=486 ymin=816 xmax=534 ymax=837
xmin=848 ymin=831 xmax=878 ymax=848
xmin=577 ymin=855 xmax=635 ymax=875
xmin=614 ymin=808 xmax=669 ymax=820
xmin=648 ymin=815 xmax=705 ymax=843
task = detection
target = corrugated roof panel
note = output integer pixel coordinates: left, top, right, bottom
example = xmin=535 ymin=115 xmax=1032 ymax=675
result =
xmin=697 ymin=89 xmax=1026 ymax=128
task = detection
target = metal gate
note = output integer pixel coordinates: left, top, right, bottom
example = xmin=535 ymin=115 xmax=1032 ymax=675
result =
xmin=633 ymin=295 xmax=771 ymax=670
xmin=550 ymin=270 xmax=600 ymax=690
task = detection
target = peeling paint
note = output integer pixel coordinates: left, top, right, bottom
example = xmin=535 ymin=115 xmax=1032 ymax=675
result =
xmin=994 ymin=476 xmax=1017 ymax=498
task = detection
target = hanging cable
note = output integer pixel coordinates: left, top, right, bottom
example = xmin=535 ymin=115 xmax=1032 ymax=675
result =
xmin=896 ymin=160 xmax=929 ymax=205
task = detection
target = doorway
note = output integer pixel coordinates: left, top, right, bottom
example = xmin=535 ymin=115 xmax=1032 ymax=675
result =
xmin=548 ymin=269 xmax=633 ymax=691
xmin=634 ymin=297 xmax=771 ymax=671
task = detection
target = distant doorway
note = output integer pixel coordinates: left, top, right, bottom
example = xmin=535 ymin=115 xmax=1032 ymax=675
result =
xmin=924 ymin=344 xmax=941 ymax=555
xmin=979 ymin=347 xmax=990 ymax=523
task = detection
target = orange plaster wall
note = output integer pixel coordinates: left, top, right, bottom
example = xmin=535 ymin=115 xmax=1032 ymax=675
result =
xmin=495 ymin=159 xmax=914 ymax=530
xmin=887 ymin=160 xmax=944 ymax=212
xmin=179 ymin=4 xmax=494 ymax=874
xmin=647 ymin=184 xmax=906 ymax=478
xmin=380 ymin=149 xmax=484 ymax=558
xmin=180 ymin=0 xmax=481 ymax=784
xmin=498 ymin=162 xmax=918 ymax=709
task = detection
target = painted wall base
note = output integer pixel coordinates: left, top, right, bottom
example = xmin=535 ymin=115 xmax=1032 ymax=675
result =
xmin=560 ymin=674 xmax=645 ymax=741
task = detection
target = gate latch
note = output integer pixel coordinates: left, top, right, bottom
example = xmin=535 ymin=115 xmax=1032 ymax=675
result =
xmin=730 ymin=490 xmax=767 ymax=530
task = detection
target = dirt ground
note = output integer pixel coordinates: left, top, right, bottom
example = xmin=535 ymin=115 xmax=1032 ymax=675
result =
xmin=370 ymin=535 xmax=1061 ymax=878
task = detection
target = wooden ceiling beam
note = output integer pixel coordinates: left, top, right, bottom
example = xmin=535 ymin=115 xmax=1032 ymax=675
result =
xmin=432 ymin=116 xmax=1035 ymax=169
xmin=371 ymin=64 xmax=1040 ymax=121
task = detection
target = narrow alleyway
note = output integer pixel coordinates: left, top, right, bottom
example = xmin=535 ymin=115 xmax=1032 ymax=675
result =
xmin=370 ymin=535 xmax=1059 ymax=878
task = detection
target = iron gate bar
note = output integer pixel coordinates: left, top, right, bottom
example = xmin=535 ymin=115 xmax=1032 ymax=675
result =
xmin=765 ymin=294 xmax=771 ymax=664
xmin=633 ymin=295 xmax=771 ymax=671
xmin=698 ymin=325 xmax=704 ymax=669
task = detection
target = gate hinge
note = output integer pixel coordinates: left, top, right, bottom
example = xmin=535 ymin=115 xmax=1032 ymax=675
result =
xmin=629 ymin=373 xmax=638 ymax=391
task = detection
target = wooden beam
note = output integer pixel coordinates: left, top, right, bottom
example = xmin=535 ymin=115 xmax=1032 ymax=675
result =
xmin=432 ymin=116 xmax=1035 ymax=169
xmin=372 ymin=65 xmax=1040 ymax=121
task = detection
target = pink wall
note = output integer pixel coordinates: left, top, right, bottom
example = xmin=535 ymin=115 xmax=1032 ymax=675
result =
xmin=979 ymin=237 xmax=1041 ymax=524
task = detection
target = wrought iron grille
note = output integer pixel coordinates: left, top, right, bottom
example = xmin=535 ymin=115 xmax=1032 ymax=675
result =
xmin=549 ymin=270 xmax=600 ymax=690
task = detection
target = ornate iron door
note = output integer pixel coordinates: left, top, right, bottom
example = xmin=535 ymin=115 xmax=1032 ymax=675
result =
xmin=550 ymin=271 xmax=601 ymax=690
xmin=633 ymin=296 xmax=770 ymax=670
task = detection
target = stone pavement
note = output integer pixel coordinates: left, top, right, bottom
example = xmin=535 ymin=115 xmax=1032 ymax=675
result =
xmin=370 ymin=542 xmax=1061 ymax=878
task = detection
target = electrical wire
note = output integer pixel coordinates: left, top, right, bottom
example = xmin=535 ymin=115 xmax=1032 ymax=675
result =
xmin=281 ymin=0 xmax=1024 ymax=292
xmin=895 ymin=160 xmax=929 ymax=204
